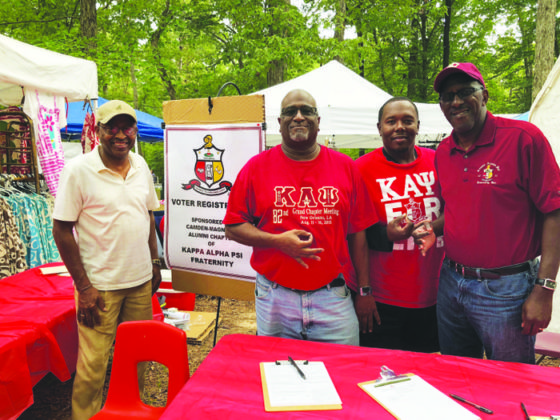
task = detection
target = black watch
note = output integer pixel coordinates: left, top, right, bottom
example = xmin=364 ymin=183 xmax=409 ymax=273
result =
xmin=359 ymin=286 xmax=372 ymax=296
xmin=535 ymin=278 xmax=557 ymax=291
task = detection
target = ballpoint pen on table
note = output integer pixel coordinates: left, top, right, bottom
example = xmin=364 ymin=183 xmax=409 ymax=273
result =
xmin=449 ymin=393 xmax=493 ymax=414
xmin=520 ymin=402 xmax=530 ymax=420
xmin=288 ymin=356 xmax=306 ymax=380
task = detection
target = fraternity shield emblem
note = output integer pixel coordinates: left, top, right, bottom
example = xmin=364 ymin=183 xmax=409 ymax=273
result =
xmin=404 ymin=198 xmax=423 ymax=223
xmin=194 ymin=135 xmax=224 ymax=187
xmin=182 ymin=134 xmax=232 ymax=196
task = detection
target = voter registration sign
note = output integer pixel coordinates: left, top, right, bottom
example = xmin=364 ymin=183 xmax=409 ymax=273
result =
xmin=164 ymin=123 xmax=264 ymax=280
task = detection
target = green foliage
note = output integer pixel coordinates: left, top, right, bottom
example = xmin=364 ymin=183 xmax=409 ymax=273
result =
xmin=142 ymin=142 xmax=165 ymax=181
xmin=337 ymin=148 xmax=374 ymax=160
xmin=0 ymin=0 xmax=552 ymax=139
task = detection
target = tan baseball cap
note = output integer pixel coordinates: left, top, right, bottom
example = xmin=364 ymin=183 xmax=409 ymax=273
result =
xmin=96 ymin=100 xmax=137 ymax=124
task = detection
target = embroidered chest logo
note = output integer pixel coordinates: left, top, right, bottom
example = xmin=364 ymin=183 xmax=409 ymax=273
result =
xmin=182 ymin=135 xmax=232 ymax=195
xmin=477 ymin=162 xmax=500 ymax=184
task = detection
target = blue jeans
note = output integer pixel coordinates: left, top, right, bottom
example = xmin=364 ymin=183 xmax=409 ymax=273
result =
xmin=255 ymin=273 xmax=359 ymax=345
xmin=437 ymin=258 xmax=538 ymax=364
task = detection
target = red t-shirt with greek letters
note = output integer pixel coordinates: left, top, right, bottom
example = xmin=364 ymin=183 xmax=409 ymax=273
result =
xmin=223 ymin=145 xmax=377 ymax=290
xmin=354 ymin=146 xmax=444 ymax=308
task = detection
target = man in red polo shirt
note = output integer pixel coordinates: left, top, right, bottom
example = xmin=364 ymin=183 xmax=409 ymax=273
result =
xmin=433 ymin=62 xmax=560 ymax=363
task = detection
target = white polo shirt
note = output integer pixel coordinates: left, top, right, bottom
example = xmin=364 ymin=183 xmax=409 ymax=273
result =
xmin=53 ymin=146 xmax=159 ymax=290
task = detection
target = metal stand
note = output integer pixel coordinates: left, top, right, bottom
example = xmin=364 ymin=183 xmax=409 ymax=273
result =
xmin=212 ymin=296 xmax=222 ymax=347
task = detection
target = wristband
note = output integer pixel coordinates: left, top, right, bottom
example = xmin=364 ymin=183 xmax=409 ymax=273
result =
xmin=78 ymin=283 xmax=92 ymax=293
xmin=152 ymin=259 xmax=162 ymax=267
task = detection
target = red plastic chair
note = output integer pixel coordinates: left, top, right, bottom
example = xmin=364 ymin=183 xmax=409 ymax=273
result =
xmin=91 ymin=320 xmax=190 ymax=419
xmin=151 ymin=294 xmax=165 ymax=322
xmin=535 ymin=331 xmax=560 ymax=365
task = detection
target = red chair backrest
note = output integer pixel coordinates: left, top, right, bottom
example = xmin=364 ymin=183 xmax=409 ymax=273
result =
xmin=95 ymin=320 xmax=189 ymax=418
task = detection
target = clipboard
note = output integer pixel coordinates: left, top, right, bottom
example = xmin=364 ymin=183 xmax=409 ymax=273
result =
xmin=39 ymin=265 xmax=69 ymax=275
xmin=260 ymin=360 xmax=342 ymax=412
xmin=359 ymin=371 xmax=481 ymax=420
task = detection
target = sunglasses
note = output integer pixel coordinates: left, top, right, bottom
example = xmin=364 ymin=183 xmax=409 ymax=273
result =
xmin=439 ymin=87 xmax=484 ymax=103
xmin=280 ymin=105 xmax=318 ymax=117
xmin=99 ymin=123 xmax=138 ymax=138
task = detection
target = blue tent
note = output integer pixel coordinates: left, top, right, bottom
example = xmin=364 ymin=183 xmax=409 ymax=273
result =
xmin=514 ymin=111 xmax=529 ymax=121
xmin=61 ymin=97 xmax=163 ymax=142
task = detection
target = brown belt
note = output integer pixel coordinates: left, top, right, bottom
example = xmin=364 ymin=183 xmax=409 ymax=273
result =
xmin=448 ymin=259 xmax=532 ymax=280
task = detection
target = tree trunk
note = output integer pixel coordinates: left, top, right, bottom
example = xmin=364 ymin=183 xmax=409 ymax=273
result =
xmin=352 ymin=0 xmax=364 ymax=77
xmin=334 ymin=0 xmax=346 ymax=42
xmin=80 ymin=0 xmax=97 ymax=54
xmin=130 ymin=61 xmax=139 ymax=109
xmin=533 ymin=0 xmax=556 ymax=100
xmin=358 ymin=29 xmax=364 ymax=77
xmin=267 ymin=60 xmax=286 ymax=86
xmin=419 ymin=5 xmax=429 ymax=101
xmin=408 ymin=15 xmax=420 ymax=98
xmin=150 ymin=0 xmax=176 ymax=100
xmin=266 ymin=0 xmax=290 ymax=86
xmin=442 ymin=0 xmax=453 ymax=68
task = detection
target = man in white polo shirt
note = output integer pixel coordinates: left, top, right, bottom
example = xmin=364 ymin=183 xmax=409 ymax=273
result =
xmin=53 ymin=100 xmax=161 ymax=419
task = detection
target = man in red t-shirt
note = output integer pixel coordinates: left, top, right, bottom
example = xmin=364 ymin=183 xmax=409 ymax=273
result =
xmin=353 ymin=97 xmax=444 ymax=353
xmin=434 ymin=62 xmax=560 ymax=363
xmin=223 ymin=89 xmax=378 ymax=345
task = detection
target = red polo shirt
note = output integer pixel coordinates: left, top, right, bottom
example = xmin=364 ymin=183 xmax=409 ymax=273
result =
xmin=435 ymin=112 xmax=560 ymax=268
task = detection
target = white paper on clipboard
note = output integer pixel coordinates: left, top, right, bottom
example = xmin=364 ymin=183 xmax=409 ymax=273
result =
xmin=260 ymin=361 xmax=342 ymax=412
xmin=359 ymin=374 xmax=481 ymax=420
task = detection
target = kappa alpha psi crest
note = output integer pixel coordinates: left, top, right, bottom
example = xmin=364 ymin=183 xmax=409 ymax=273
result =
xmin=182 ymin=135 xmax=232 ymax=196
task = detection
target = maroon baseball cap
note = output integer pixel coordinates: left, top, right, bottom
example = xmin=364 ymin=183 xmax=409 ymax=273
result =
xmin=433 ymin=62 xmax=486 ymax=93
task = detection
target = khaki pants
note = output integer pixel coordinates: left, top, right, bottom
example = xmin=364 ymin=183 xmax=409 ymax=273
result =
xmin=71 ymin=280 xmax=153 ymax=420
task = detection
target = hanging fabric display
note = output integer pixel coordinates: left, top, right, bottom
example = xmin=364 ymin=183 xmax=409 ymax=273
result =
xmin=0 ymin=174 xmax=61 ymax=275
xmin=0 ymin=107 xmax=32 ymax=175
xmin=0 ymin=197 xmax=27 ymax=278
xmin=34 ymin=92 xmax=65 ymax=197
xmin=81 ymin=110 xmax=98 ymax=153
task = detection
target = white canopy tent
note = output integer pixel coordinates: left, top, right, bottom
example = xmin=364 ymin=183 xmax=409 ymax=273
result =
xmin=529 ymin=55 xmax=560 ymax=164
xmin=527 ymin=55 xmax=560 ymax=334
xmin=0 ymin=34 xmax=98 ymax=129
xmin=252 ymin=60 xmax=451 ymax=149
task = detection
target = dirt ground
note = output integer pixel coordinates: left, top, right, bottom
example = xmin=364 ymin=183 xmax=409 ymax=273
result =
xmin=18 ymin=295 xmax=256 ymax=420
xmin=17 ymin=295 xmax=560 ymax=419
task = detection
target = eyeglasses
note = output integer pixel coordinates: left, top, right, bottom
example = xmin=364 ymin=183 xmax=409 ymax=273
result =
xmin=99 ymin=123 xmax=138 ymax=137
xmin=280 ymin=105 xmax=318 ymax=117
xmin=439 ymin=87 xmax=484 ymax=103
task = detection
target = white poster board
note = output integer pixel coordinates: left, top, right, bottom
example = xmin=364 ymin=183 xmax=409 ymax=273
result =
xmin=164 ymin=123 xmax=264 ymax=281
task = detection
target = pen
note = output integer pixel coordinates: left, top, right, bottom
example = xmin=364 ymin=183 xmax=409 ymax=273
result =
xmin=374 ymin=377 xmax=411 ymax=387
xmin=520 ymin=402 xmax=530 ymax=420
xmin=288 ymin=356 xmax=306 ymax=380
xmin=450 ymin=394 xmax=493 ymax=414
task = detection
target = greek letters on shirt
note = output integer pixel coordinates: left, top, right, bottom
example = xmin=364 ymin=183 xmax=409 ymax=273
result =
xmin=376 ymin=171 xmax=443 ymax=251
xmin=271 ymin=186 xmax=340 ymax=225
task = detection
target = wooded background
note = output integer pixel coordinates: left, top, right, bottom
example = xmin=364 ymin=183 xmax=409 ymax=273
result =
xmin=1 ymin=0 xmax=558 ymax=174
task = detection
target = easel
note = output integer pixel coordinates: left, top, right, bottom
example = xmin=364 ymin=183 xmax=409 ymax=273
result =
xmin=162 ymin=87 xmax=265 ymax=346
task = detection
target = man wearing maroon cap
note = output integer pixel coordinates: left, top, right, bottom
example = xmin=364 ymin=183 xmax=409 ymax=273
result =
xmin=433 ymin=62 xmax=560 ymax=363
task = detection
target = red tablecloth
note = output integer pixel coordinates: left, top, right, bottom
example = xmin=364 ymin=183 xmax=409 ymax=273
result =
xmin=0 ymin=263 xmax=77 ymax=420
xmin=160 ymin=334 xmax=560 ymax=420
